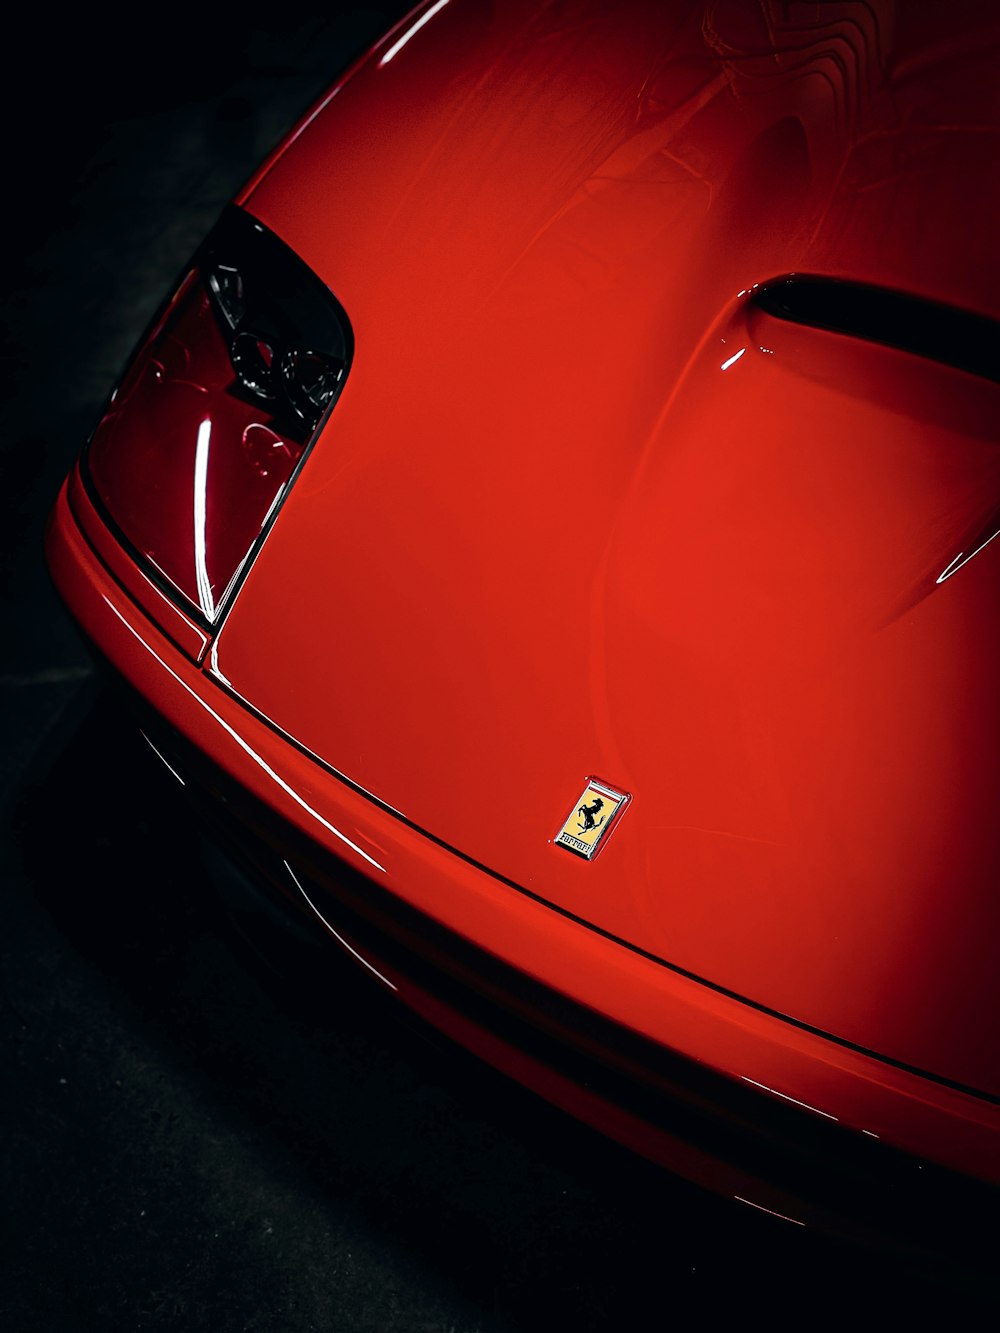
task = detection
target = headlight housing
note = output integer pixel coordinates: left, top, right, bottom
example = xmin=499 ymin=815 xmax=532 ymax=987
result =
xmin=83 ymin=206 xmax=352 ymax=624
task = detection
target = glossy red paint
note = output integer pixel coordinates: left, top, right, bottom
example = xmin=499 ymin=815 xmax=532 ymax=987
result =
xmin=67 ymin=465 xmax=209 ymax=661
xmin=47 ymin=0 xmax=1000 ymax=1218
xmin=217 ymin=0 xmax=1000 ymax=1099
xmin=44 ymin=477 xmax=1000 ymax=1197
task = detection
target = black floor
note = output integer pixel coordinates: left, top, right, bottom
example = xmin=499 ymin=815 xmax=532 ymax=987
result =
xmin=1 ymin=8 xmax=997 ymax=1329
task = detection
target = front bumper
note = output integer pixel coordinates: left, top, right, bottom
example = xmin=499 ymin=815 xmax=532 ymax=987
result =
xmin=46 ymin=466 xmax=1000 ymax=1251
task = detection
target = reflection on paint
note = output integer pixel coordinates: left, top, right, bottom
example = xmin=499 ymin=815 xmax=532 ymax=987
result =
xmin=139 ymin=729 xmax=186 ymax=786
xmin=741 ymin=1075 xmax=838 ymax=1122
xmin=193 ymin=417 xmax=214 ymax=619
xmin=380 ymin=0 xmax=450 ymax=67
xmin=734 ymin=1195 xmax=806 ymax=1227
xmin=936 ymin=523 xmax=1000 ymax=584
xmin=208 ymin=635 xmax=232 ymax=688
xmin=284 ymin=860 xmax=398 ymax=991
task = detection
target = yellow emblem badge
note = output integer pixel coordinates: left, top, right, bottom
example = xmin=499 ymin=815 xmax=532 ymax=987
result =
xmin=555 ymin=778 xmax=629 ymax=860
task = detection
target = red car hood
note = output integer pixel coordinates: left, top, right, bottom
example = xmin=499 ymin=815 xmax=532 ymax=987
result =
xmin=214 ymin=1 xmax=1000 ymax=1097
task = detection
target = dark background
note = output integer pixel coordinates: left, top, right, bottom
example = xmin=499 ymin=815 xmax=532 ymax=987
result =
xmin=1 ymin=6 xmax=996 ymax=1328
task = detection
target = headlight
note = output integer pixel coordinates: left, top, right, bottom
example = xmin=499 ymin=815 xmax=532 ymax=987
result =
xmin=83 ymin=206 xmax=352 ymax=624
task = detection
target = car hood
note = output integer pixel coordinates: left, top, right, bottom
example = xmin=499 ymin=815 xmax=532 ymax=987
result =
xmin=213 ymin=0 xmax=1000 ymax=1098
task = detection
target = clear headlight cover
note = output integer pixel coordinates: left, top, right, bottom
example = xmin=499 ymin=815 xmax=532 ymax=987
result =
xmin=83 ymin=205 xmax=352 ymax=624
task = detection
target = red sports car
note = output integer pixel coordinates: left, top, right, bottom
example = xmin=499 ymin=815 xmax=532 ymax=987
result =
xmin=47 ymin=0 xmax=1000 ymax=1249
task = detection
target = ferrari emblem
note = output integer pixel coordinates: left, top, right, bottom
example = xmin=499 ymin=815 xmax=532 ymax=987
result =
xmin=555 ymin=779 xmax=629 ymax=860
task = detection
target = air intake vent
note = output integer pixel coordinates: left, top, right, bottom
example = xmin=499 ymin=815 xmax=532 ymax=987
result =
xmin=752 ymin=278 xmax=1000 ymax=384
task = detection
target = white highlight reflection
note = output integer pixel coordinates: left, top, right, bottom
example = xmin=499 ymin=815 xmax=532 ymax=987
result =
xmin=284 ymin=860 xmax=398 ymax=992
xmin=734 ymin=1196 xmax=806 ymax=1227
xmin=379 ymin=0 xmax=449 ymax=66
xmin=741 ymin=1075 xmax=838 ymax=1122
xmin=101 ymin=595 xmax=386 ymax=875
xmin=936 ymin=522 xmax=1000 ymax=584
xmin=208 ymin=637 xmax=232 ymax=687
xmin=193 ymin=417 xmax=215 ymax=619
xmin=139 ymin=730 xmax=186 ymax=786
xmin=720 ymin=347 xmax=746 ymax=371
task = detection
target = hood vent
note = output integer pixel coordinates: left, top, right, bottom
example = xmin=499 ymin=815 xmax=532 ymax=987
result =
xmin=752 ymin=277 xmax=999 ymax=384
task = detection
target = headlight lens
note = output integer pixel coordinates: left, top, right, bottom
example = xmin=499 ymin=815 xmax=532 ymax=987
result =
xmin=83 ymin=206 xmax=351 ymax=625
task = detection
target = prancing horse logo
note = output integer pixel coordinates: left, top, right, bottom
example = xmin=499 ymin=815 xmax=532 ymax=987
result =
xmin=556 ymin=778 xmax=629 ymax=860
xmin=577 ymin=797 xmax=605 ymax=832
